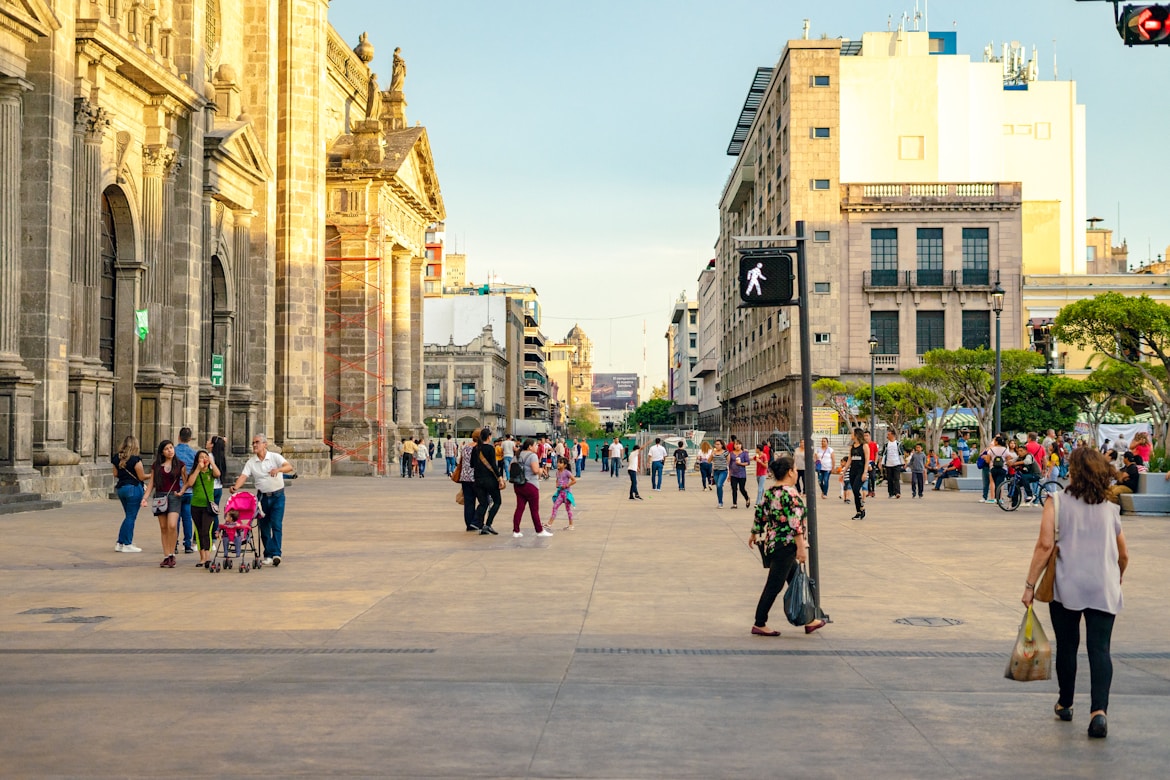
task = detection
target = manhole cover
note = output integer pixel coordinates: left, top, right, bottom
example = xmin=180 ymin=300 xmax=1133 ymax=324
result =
xmin=894 ymin=617 xmax=964 ymax=627
xmin=19 ymin=607 xmax=81 ymax=615
xmin=47 ymin=616 xmax=111 ymax=624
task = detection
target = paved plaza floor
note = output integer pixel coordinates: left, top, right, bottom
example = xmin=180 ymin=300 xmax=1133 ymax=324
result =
xmin=1 ymin=466 xmax=1168 ymax=778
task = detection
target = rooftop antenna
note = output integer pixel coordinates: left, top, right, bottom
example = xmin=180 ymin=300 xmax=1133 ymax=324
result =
xmin=925 ymin=0 xmax=929 ymax=30
xmin=913 ymin=0 xmax=922 ymax=31
xmin=1053 ymin=38 xmax=1058 ymax=79
xmin=802 ymin=18 xmax=810 ymax=40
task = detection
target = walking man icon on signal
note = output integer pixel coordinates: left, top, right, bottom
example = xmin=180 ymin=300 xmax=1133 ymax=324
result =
xmin=745 ymin=262 xmax=766 ymax=296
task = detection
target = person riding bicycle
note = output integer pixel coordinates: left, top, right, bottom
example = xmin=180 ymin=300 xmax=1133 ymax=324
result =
xmin=1012 ymin=439 xmax=1043 ymax=504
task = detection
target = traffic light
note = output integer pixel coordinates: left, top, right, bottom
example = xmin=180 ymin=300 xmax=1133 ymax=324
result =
xmin=1119 ymin=4 xmax=1170 ymax=45
xmin=737 ymin=247 xmax=795 ymax=306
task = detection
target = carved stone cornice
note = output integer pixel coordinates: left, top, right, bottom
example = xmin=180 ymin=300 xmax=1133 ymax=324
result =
xmin=73 ymin=98 xmax=111 ymax=142
xmin=142 ymin=144 xmax=177 ymax=176
xmin=0 ymin=75 xmax=33 ymax=102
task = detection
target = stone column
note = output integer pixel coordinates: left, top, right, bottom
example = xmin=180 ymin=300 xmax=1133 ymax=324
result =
xmin=391 ymin=249 xmax=413 ymax=432
xmin=230 ymin=210 xmax=252 ymax=390
xmin=0 ymin=77 xmax=32 ymax=363
xmin=139 ymin=144 xmax=174 ymax=374
xmin=69 ymin=98 xmax=108 ymax=362
xmin=410 ymin=255 xmax=424 ymax=432
xmin=162 ymin=153 xmax=181 ymax=380
xmin=0 ymin=76 xmax=38 ymax=486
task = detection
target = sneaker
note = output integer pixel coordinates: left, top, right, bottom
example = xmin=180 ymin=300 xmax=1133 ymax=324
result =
xmin=115 ymin=543 xmax=123 ymax=552
xmin=120 ymin=544 xmax=142 ymax=553
xmin=183 ymin=546 xmax=194 ymax=554
xmin=262 ymin=557 xmax=273 ymax=565
xmin=537 ymin=529 xmax=554 ymax=537
xmin=164 ymin=555 xmax=176 ymax=568
xmin=512 ymin=532 xmax=523 ymax=538
xmin=567 ymin=525 xmax=575 ymax=531
xmin=272 ymin=556 xmax=281 ymax=567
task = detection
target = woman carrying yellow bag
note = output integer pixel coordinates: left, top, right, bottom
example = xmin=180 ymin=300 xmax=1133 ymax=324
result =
xmin=1021 ymin=447 xmax=1129 ymax=739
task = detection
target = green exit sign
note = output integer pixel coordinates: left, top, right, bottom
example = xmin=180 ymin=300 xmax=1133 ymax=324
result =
xmin=210 ymin=354 xmax=224 ymax=387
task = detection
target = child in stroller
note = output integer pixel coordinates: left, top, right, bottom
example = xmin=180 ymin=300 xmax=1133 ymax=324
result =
xmin=208 ymin=490 xmax=263 ymax=573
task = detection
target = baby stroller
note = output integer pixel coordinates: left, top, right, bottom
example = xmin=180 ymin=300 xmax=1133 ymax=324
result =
xmin=208 ymin=491 xmax=263 ymax=573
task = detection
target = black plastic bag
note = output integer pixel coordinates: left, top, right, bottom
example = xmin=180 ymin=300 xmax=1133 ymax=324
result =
xmin=784 ymin=563 xmax=816 ymax=626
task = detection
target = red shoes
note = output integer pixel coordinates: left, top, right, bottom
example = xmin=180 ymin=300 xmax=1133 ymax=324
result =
xmin=751 ymin=626 xmax=781 ymax=637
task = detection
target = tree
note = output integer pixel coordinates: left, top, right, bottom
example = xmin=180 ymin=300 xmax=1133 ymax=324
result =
xmin=649 ymin=381 xmax=669 ymax=401
xmin=900 ymin=366 xmax=956 ymax=454
xmin=923 ymin=348 xmax=1044 ymax=443
xmin=1080 ymin=358 xmax=1143 ymax=442
xmin=629 ymin=397 xmax=673 ymax=429
xmin=1054 ymin=292 xmax=1170 ymax=427
xmin=812 ymin=378 xmax=867 ymax=432
xmin=569 ymin=403 xmax=603 ymax=440
xmin=1000 ymin=375 xmax=1084 ymax=434
xmin=857 ymin=382 xmax=918 ymax=437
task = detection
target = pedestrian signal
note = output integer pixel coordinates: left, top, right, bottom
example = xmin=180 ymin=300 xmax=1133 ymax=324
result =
xmin=738 ymin=248 xmax=795 ymax=306
xmin=1119 ymin=4 xmax=1170 ymax=45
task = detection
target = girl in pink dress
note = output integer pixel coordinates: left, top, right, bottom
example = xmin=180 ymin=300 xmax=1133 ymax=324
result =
xmin=548 ymin=458 xmax=578 ymax=530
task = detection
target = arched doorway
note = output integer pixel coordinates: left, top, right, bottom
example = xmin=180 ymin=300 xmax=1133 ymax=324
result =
xmin=99 ymin=193 xmax=117 ymax=372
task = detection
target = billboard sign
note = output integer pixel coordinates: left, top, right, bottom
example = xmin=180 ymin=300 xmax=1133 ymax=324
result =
xmin=592 ymin=373 xmax=639 ymax=411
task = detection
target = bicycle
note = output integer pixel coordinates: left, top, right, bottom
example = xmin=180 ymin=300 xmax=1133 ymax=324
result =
xmin=996 ymin=472 xmax=1062 ymax=512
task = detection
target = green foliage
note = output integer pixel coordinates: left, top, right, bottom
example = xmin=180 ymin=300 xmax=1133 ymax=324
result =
xmin=922 ymin=347 xmax=1044 ymax=443
xmin=812 ymin=378 xmax=867 ymax=431
xmin=649 ymin=381 xmax=669 ymax=401
xmin=1000 ymin=374 xmax=1082 ymax=434
xmin=569 ymin=403 xmax=603 ymax=439
xmin=856 ymin=382 xmax=920 ymax=435
xmin=629 ymin=397 xmax=673 ymax=429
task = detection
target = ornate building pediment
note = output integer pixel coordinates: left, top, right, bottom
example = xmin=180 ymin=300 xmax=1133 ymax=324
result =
xmin=204 ymin=121 xmax=272 ymax=211
xmin=328 ymin=126 xmax=445 ymax=223
xmin=1 ymin=0 xmax=60 ymax=45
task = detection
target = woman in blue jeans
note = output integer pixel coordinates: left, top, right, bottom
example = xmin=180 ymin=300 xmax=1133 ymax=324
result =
xmin=711 ymin=439 xmax=729 ymax=508
xmin=112 ymin=435 xmax=149 ymax=553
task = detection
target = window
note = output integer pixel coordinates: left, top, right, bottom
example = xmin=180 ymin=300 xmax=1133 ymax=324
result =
xmin=813 ymin=282 xmax=830 ymax=294
xmin=689 ymin=334 xmax=697 ymax=350
xmin=916 ymin=228 xmax=944 ymax=286
xmin=962 ymin=228 xmax=990 ymax=285
xmin=871 ymin=312 xmax=899 ymax=354
xmin=870 ymin=228 xmax=898 ymax=286
xmin=424 ymin=281 xmax=437 ymax=294
xmin=426 ymin=263 xmax=439 ymax=277
xmin=689 ymin=381 xmax=697 ymax=398
xmin=781 ymin=128 xmax=788 ymax=154
xmin=813 ymin=127 xmax=830 ymax=138
xmin=425 ymin=383 xmax=441 ymax=407
xmin=814 ymin=333 xmax=831 ymax=344
xmin=781 ymin=75 xmax=788 ymax=103
xmin=689 ymin=311 xmax=696 ymax=326
xmin=460 ymin=382 xmax=477 ymax=408
xmin=812 ymin=179 xmax=830 ymax=190
xmin=916 ymin=311 xmax=945 ymax=355
xmin=962 ymin=310 xmax=991 ymax=350
xmin=1087 ymin=246 xmax=1098 ymax=263
xmin=813 ymin=230 xmax=830 ymax=242
xmin=813 ymin=75 xmax=830 ymax=87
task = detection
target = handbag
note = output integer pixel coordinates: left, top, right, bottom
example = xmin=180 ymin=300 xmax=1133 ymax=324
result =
xmin=1034 ymin=492 xmax=1060 ymax=603
xmin=455 ymin=489 xmax=464 ymax=505
xmin=1005 ymin=605 xmax=1053 ymax=681
xmin=199 ymin=475 xmax=219 ymax=516
xmin=151 ymin=494 xmax=169 ymax=514
xmin=450 ymin=461 xmax=462 ymax=482
xmin=783 ymin=563 xmax=817 ymax=626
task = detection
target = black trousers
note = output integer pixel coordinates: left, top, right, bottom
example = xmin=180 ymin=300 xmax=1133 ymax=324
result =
xmin=849 ymin=471 xmax=865 ymax=513
xmin=1049 ymin=600 xmax=1117 ymax=714
xmin=729 ymin=476 xmax=750 ymax=506
xmin=885 ymin=466 xmax=902 ymax=497
xmin=461 ymin=483 xmax=480 ymax=528
xmin=754 ymin=543 xmax=798 ymax=627
xmin=474 ymin=481 xmax=502 ymax=527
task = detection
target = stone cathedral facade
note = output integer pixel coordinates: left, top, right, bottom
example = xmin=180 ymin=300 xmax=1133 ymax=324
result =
xmin=0 ymin=0 xmax=444 ymax=505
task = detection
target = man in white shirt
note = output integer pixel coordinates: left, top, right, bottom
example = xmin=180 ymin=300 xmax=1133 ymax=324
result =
xmin=646 ymin=437 xmax=668 ymax=491
xmin=882 ymin=431 xmax=905 ymax=499
xmin=501 ymin=435 xmax=516 ymax=476
xmin=608 ymin=438 xmax=624 ymax=478
xmin=230 ymin=433 xmax=294 ymax=567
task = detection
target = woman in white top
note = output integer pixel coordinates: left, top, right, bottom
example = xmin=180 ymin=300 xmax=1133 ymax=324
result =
xmin=697 ymin=441 xmax=714 ymax=491
xmin=813 ymin=437 xmax=835 ymax=499
xmin=1022 ymin=447 xmax=1128 ymax=739
xmin=793 ymin=440 xmax=806 ymax=495
xmin=414 ymin=438 xmax=428 ymax=477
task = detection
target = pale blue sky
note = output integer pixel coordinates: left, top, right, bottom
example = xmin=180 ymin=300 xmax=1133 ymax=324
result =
xmin=330 ymin=0 xmax=1169 ymax=390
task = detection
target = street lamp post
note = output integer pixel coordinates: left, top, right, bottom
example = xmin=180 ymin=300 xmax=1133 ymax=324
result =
xmin=868 ymin=334 xmax=879 ymax=437
xmin=991 ymin=282 xmax=1005 ymax=437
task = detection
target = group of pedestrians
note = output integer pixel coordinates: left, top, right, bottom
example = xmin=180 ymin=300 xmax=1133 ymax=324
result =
xmin=456 ymin=427 xmax=558 ymax=538
xmin=112 ymin=427 xmax=293 ymax=569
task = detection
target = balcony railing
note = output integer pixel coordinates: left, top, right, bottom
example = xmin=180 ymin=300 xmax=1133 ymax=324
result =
xmin=865 ymin=269 xmax=994 ymax=291
xmin=914 ymin=269 xmax=945 ymax=287
xmin=873 ymin=354 xmax=899 ymax=371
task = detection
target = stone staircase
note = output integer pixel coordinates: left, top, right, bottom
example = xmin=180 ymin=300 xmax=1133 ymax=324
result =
xmin=0 ymin=489 xmax=62 ymax=515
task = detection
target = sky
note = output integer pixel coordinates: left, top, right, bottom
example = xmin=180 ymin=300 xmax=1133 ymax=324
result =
xmin=329 ymin=0 xmax=1170 ymax=393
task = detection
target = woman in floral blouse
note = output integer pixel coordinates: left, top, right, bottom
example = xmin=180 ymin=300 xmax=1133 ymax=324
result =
xmin=748 ymin=456 xmax=828 ymax=637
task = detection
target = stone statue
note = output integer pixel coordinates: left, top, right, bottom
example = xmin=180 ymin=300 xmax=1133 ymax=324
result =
xmin=365 ymin=72 xmax=382 ymax=120
xmin=390 ymin=47 xmax=406 ymax=93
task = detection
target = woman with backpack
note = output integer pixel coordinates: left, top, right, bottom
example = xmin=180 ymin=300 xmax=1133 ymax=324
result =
xmin=982 ymin=435 xmax=1012 ymax=504
xmin=511 ymin=439 xmax=552 ymax=538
